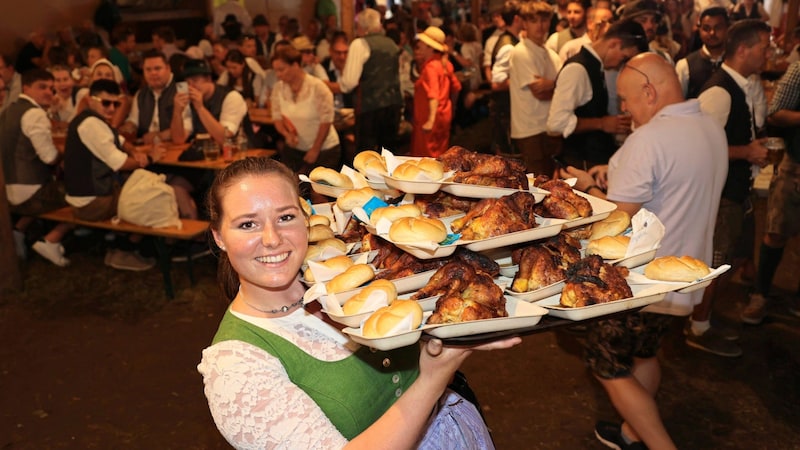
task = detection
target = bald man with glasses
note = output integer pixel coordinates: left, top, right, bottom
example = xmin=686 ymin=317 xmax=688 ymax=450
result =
xmin=563 ymin=53 xmax=728 ymax=449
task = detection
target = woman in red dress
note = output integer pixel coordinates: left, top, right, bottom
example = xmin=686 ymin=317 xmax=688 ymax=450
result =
xmin=411 ymin=26 xmax=461 ymax=158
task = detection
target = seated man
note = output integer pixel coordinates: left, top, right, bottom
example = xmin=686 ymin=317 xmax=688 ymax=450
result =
xmin=122 ymin=49 xmax=187 ymax=144
xmin=121 ymin=49 xmax=198 ymax=220
xmin=1 ymin=69 xmax=72 ymax=266
xmin=170 ymin=59 xmax=248 ymax=146
xmin=63 ymin=79 xmax=163 ymax=271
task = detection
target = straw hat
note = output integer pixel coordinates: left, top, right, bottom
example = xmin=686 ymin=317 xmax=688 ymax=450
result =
xmin=416 ymin=26 xmax=446 ymax=52
xmin=291 ymin=36 xmax=315 ymax=51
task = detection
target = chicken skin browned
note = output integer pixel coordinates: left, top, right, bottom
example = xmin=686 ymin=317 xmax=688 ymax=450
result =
xmin=450 ymin=191 xmax=539 ymax=240
xmin=413 ymin=191 xmax=476 ymax=218
xmin=437 ymin=146 xmax=529 ymax=189
xmin=510 ymin=233 xmax=582 ymax=292
xmin=511 ymin=246 xmax=565 ymax=292
xmin=534 ymin=179 xmax=593 ymax=220
xmin=559 ymin=255 xmax=632 ymax=307
xmin=413 ymin=261 xmax=507 ymax=324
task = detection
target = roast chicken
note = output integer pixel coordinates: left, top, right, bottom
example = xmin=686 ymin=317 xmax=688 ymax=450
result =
xmin=437 ymin=146 xmax=529 ymax=189
xmin=364 ymin=234 xmax=500 ymax=280
xmin=450 ymin=191 xmax=539 ymax=240
xmin=413 ymin=191 xmax=476 ymax=219
xmin=534 ymin=178 xmax=593 ymax=220
xmin=511 ymin=233 xmax=582 ymax=292
xmin=559 ymin=255 xmax=632 ymax=308
xmin=412 ymin=260 xmax=507 ymax=324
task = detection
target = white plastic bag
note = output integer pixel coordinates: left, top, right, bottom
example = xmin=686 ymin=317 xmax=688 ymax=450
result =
xmin=117 ymin=169 xmax=182 ymax=229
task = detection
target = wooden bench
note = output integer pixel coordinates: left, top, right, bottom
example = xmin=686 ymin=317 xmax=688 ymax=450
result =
xmin=38 ymin=207 xmax=210 ymax=299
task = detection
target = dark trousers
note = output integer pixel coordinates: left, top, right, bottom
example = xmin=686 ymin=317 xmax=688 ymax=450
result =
xmin=355 ymin=105 xmax=401 ymax=154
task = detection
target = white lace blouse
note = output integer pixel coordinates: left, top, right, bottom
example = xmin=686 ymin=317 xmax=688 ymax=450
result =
xmin=197 ymin=308 xmax=353 ymax=449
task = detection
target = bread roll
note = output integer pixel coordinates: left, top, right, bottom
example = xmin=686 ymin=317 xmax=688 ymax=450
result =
xmin=304 ymin=255 xmax=355 ymax=282
xmin=309 ymin=167 xmax=354 ymax=188
xmin=362 ymin=299 xmax=424 ymax=338
xmin=309 ymin=214 xmax=331 ymax=227
xmin=342 ymin=279 xmax=397 ymax=315
xmin=392 ymin=158 xmax=444 ymax=181
xmin=299 ymin=197 xmax=312 ymax=216
xmin=644 ymin=256 xmax=711 ymax=282
xmin=389 ymin=216 xmax=448 ymax=243
xmin=305 ymin=238 xmax=347 ymax=262
xmin=590 ymin=210 xmax=631 ymax=241
xmin=308 ymin=224 xmax=335 ymax=242
xmin=336 ymin=187 xmax=379 ymax=212
xmin=585 ymin=235 xmax=631 ymax=260
xmin=326 ymin=263 xmax=375 ymax=294
xmin=370 ymin=204 xmax=422 ymax=226
xmin=353 ymin=150 xmax=387 ymax=174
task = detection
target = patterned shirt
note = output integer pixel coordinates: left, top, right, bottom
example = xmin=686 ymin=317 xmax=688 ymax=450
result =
xmin=769 ymin=61 xmax=800 ymax=115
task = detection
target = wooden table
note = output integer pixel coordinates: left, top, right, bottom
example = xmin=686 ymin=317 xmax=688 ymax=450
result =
xmin=249 ymin=108 xmax=273 ymax=125
xmin=250 ymin=107 xmax=354 ymax=132
xmin=139 ymin=144 xmax=276 ymax=170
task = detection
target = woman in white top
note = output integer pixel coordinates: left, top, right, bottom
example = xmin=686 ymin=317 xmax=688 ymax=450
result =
xmin=198 ymin=156 xmax=520 ymax=449
xmin=270 ymin=46 xmax=340 ymax=175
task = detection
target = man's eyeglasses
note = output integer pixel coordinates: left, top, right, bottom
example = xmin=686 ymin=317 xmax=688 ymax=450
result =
xmin=91 ymin=96 xmax=122 ymax=108
xmin=623 ymin=64 xmax=652 ymax=88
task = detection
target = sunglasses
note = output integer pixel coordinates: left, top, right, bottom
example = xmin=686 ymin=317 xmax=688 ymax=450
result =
xmin=91 ymin=96 xmax=122 ymax=108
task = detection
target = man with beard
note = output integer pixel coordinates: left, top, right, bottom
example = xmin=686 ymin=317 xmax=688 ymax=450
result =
xmin=675 ymin=7 xmax=729 ymax=98
xmin=545 ymin=0 xmax=588 ymax=54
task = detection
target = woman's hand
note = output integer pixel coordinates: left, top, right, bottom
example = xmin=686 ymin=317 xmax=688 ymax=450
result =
xmin=422 ymin=120 xmax=435 ymax=131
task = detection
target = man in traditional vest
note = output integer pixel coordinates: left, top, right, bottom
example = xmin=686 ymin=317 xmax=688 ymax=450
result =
xmin=545 ymin=0 xmax=588 ymax=55
xmin=122 ymin=49 xmax=198 ymax=221
xmin=547 ymin=19 xmax=647 ymax=169
xmin=338 ymin=8 xmax=403 ymax=154
xmin=695 ymin=19 xmax=771 ymax=353
xmin=170 ymin=58 xmax=248 ymax=146
xmin=675 ymin=7 xmax=729 ymax=99
xmin=122 ymin=49 xmax=188 ymax=144
xmin=1 ymin=69 xmax=72 ymax=266
xmin=63 ymin=79 xmax=162 ymax=271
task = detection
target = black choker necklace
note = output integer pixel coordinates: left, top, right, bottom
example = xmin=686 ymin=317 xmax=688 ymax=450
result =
xmin=242 ymin=298 xmax=305 ymax=315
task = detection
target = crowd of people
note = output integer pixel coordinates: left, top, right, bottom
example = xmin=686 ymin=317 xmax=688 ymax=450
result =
xmin=2 ymin=0 xmax=800 ymax=448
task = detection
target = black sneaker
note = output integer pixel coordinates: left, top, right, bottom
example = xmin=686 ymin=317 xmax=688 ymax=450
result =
xmin=595 ymin=421 xmax=648 ymax=450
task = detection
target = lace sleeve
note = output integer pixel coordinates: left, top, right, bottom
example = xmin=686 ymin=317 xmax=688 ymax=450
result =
xmin=198 ymin=340 xmax=349 ymax=449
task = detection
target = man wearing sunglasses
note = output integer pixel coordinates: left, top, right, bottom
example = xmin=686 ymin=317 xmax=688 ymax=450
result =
xmin=63 ymin=79 xmax=163 ymax=271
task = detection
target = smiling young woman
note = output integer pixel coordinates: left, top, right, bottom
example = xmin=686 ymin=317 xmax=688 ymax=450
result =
xmin=199 ymin=156 xmax=521 ymax=449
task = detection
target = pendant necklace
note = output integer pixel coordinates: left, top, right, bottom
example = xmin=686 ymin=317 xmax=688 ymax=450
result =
xmin=242 ymin=297 xmax=305 ymax=315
